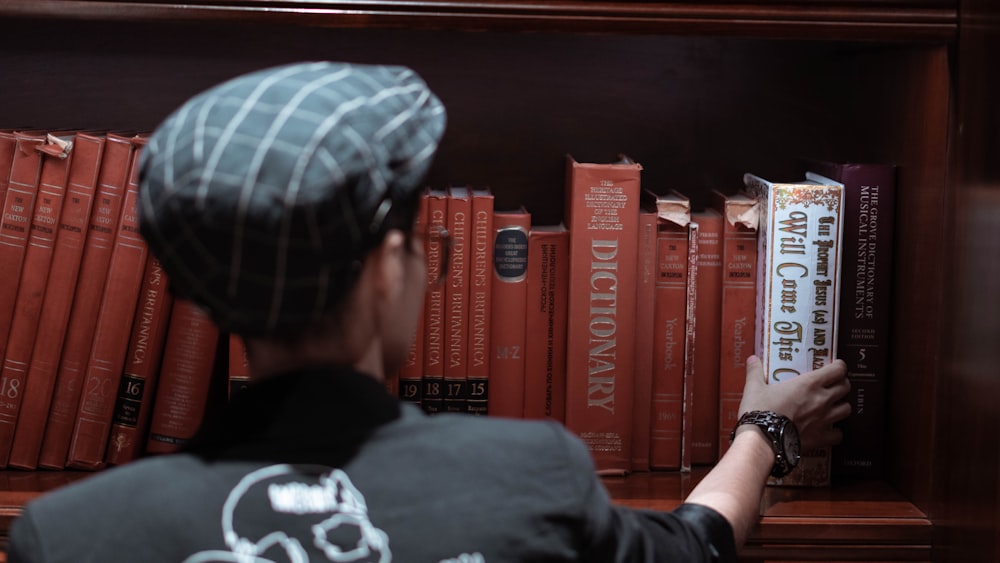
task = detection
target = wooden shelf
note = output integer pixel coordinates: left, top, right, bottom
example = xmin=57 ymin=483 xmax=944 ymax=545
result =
xmin=0 ymin=0 xmax=956 ymax=41
xmin=604 ymin=469 xmax=932 ymax=561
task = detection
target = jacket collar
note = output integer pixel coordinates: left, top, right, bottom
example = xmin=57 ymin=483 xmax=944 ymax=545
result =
xmin=184 ymin=365 xmax=401 ymax=466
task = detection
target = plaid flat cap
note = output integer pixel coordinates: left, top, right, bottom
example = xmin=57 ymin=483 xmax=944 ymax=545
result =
xmin=139 ymin=61 xmax=446 ymax=336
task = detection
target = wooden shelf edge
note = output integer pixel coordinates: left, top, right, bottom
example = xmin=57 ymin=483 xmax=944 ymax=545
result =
xmin=0 ymin=0 xmax=957 ymax=42
xmin=604 ymin=470 xmax=932 ymax=558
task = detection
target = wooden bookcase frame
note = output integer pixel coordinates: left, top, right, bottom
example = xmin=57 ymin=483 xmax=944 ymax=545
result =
xmin=1 ymin=1 xmax=990 ymax=561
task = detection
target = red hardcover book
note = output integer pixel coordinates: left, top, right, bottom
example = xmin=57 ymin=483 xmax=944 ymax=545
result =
xmin=0 ymin=134 xmax=74 ymax=466
xmin=37 ymin=132 xmax=138 ymax=469
xmin=465 ymin=188 xmax=494 ymax=415
xmin=145 ymin=299 xmax=220 ymax=455
xmin=681 ymin=221 xmax=700 ymax=473
xmin=421 ymin=188 xmax=448 ymax=414
xmin=228 ymin=333 xmax=251 ymax=401
xmin=713 ymin=191 xmax=759 ymax=458
xmin=689 ymin=208 xmax=723 ymax=466
xmin=803 ymin=160 xmax=897 ymax=480
xmin=563 ymin=155 xmax=641 ymax=474
xmin=645 ymin=190 xmax=692 ymax=470
xmin=523 ymin=224 xmax=569 ymax=422
xmin=488 ymin=207 xmax=531 ymax=419
xmin=398 ymin=194 xmax=427 ymax=407
xmin=105 ymin=255 xmax=173 ymax=466
xmin=7 ymin=133 xmax=106 ymax=470
xmin=0 ymin=130 xmax=20 ymax=222
xmin=0 ymin=131 xmax=47 ymax=368
xmin=630 ymin=210 xmax=657 ymax=470
xmin=443 ymin=186 xmax=471 ymax=413
xmin=66 ymin=141 xmax=150 ymax=470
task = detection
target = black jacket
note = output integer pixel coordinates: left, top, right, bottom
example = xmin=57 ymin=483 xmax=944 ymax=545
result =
xmin=9 ymin=365 xmax=736 ymax=562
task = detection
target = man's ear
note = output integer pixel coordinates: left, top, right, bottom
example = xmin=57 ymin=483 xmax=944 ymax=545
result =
xmin=368 ymin=229 xmax=408 ymax=299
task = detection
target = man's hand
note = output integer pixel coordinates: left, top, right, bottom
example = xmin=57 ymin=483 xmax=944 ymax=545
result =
xmin=736 ymin=356 xmax=851 ymax=450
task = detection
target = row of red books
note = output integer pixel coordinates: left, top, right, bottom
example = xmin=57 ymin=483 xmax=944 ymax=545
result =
xmin=0 ymin=129 xmax=220 ymax=471
xmin=396 ymin=155 xmax=896 ymax=484
xmin=0 ymin=128 xmax=894 ymax=482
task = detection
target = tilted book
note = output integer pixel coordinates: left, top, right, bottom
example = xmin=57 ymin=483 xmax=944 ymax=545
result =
xmin=421 ymin=188 xmax=448 ymax=414
xmin=681 ymin=221 xmax=700 ymax=472
xmin=443 ymin=186 xmax=471 ymax=413
xmin=631 ymin=210 xmax=657 ymax=471
xmin=644 ymin=189 xmax=691 ymax=470
xmin=38 ymin=132 xmax=139 ymax=469
xmin=563 ymin=155 xmax=641 ymax=474
xmin=67 ymin=140 xmax=150 ymax=470
xmin=105 ymin=255 xmax=173 ymax=466
xmin=0 ymin=131 xmax=47 ymax=370
xmin=523 ymin=224 xmax=569 ymax=423
xmin=713 ymin=190 xmax=760 ymax=458
xmin=0 ymin=134 xmax=74 ymax=467
xmin=744 ymin=172 xmax=845 ymax=487
xmin=488 ymin=207 xmax=531 ymax=419
xmin=7 ymin=133 xmax=106 ymax=470
xmin=465 ymin=188 xmax=494 ymax=416
xmin=145 ymin=299 xmax=220 ymax=455
xmin=804 ymin=160 xmax=896 ymax=480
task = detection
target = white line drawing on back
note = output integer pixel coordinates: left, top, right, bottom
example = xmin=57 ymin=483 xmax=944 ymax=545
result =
xmin=184 ymin=464 xmax=391 ymax=563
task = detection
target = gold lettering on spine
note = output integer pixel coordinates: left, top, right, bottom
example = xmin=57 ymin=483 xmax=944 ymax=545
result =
xmin=588 ymin=240 xmax=618 ymax=413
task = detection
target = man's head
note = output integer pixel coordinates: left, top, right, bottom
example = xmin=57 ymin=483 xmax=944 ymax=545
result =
xmin=138 ymin=62 xmax=446 ymax=344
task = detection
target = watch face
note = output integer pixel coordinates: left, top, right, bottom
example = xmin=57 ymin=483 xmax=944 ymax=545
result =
xmin=782 ymin=422 xmax=801 ymax=467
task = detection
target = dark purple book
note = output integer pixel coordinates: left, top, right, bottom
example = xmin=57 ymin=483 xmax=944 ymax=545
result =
xmin=804 ymin=159 xmax=897 ymax=480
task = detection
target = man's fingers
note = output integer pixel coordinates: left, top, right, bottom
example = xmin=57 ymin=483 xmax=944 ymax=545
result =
xmin=745 ymin=355 xmax=764 ymax=386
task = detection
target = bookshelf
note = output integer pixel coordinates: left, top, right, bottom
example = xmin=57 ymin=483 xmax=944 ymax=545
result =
xmin=1 ymin=1 xmax=997 ymax=561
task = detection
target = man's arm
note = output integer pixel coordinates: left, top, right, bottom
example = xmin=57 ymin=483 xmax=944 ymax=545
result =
xmin=685 ymin=355 xmax=851 ymax=547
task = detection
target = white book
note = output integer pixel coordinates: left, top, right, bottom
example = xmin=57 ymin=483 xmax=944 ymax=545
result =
xmin=743 ymin=171 xmax=845 ymax=486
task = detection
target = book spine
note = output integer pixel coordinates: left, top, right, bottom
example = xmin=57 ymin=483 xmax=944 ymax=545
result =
xmin=630 ymin=211 xmax=657 ymax=470
xmin=813 ymin=162 xmax=896 ymax=479
xmin=650 ymin=223 xmax=690 ymax=470
xmin=145 ymin=299 xmax=220 ymax=455
xmin=690 ymin=209 xmax=723 ymax=466
xmin=523 ymin=226 xmax=569 ymax=422
xmin=421 ymin=189 xmax=448 ymax=414
xmin=443 ymin=187 xmax=471 ymax=413
xmin=488 ymin=209 xmax=531 ymax=419
xmin=105 ymin=255 xmax=173 ymax=466
xmin=398 ymin=194 xmax=427 ymax=407
xmin=681 ymin=222 xmax=700 ymax=472
xmin=67 ymin=146 xmax=149 ymax=470
xmin=0 ymin=132 xmax=47 ymax=366
xmin=716 ymin=195 xmax=759 ymax=458
xmin=0 ymin=131 xmax=18 ymax=206
xmin=747 ymin=174 xmax=845 ymax=486
xmin=37 ymin=133 xmax=136 ymax=469
xmin=563 ymin=158 xmax=641 ymax=474
xmin=465 ymin=189 xmax=493 ymax=415
xmin=0 ymin=138 xmax=73 ymax=466
xmin=228 ymin=334 xmax=251 ymax=400
xmin=7 ymin=133 xmax=105 ymax=470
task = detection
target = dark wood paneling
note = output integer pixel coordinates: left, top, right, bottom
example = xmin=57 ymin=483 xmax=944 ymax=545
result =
xmin=934 ymin=1 xmax=1000 ymax=561
xmin=1 ymin=1 xmax=957 ymax=41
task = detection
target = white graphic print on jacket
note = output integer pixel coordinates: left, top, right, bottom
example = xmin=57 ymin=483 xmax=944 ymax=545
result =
xmin=183 ymin=464 xmax=391 ymax=563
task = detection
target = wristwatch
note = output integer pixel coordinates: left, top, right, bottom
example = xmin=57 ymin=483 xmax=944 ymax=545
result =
xmin=730 ymin=410 xmax=801 ymax=478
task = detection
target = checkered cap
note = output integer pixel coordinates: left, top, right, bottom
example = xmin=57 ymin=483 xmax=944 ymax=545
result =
xmin=139 ymin=62 xmax=446 ymax=336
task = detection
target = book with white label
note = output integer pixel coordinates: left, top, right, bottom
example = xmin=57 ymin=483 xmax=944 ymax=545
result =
xmin=743 ymin=171 xmax=845 ymax=486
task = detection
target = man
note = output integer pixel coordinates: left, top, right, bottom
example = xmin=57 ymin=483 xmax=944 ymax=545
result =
xmin=8 ymin=61 xmax=850 ymax=562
